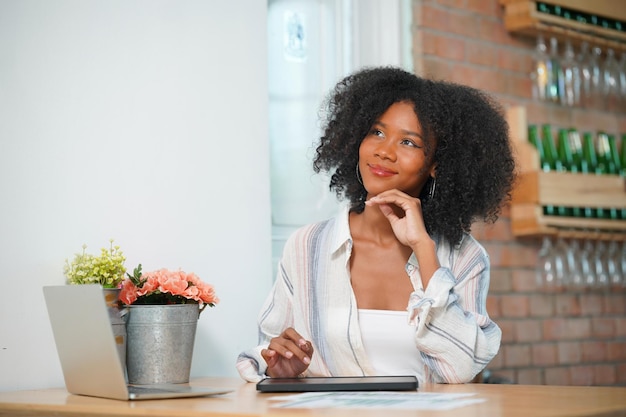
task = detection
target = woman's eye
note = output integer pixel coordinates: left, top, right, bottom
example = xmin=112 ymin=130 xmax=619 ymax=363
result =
xmin=401 ymin=139 xmax=420 ymax=148
xmin=369 ymin=129 xmax=384 ymax=137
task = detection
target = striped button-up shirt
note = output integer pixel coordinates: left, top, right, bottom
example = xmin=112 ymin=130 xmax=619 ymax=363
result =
xmin=236 ymin=206 xmax=501 ymax=384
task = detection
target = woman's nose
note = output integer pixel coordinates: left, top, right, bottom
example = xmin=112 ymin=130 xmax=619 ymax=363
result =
xmin=374 ymin=140 xmax=396 ymax=161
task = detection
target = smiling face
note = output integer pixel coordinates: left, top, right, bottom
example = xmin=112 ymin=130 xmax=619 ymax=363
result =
xmin=358 ymin=101 xmax=436 ymax=198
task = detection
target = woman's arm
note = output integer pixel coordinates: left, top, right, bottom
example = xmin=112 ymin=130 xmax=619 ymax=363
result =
xmin=236 ymin=261 xmax=296 ymax=382
xmin=407 ymin=238 xmax=501 ymax=383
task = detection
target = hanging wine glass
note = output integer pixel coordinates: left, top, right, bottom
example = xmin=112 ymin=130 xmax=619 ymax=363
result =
xmin=560 ymin=40 xmax=580 ymax=107
xmin=531 ymin=34 xmax=550 ymax=102
xmin=589 ymin=45 xmax=603 ymax=109
xmin=619 ymin=52 xmax=626 ymax=113
xmin=537 ymin=236 xmax=555 ymax=291
xmin=582 ymin=237 xmax=597 ymax=289
xmin=577 ymin=41 xmax=592 ymax=108
xmin=606 ymin=236 xmax=621 ymax=289
xmin=602 ymin=48 xmax=620 ymax=112
xmin=592 ymin=238 xmax=609 ymax=290
xmin=552 ymin=235 xmax=569 ymax=291
xmin=568 ymin=236 xmax=585 ymax=289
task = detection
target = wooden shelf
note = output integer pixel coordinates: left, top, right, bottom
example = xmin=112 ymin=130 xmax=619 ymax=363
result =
xmin=507 ymin=106 xmax=626 ymax=240
xmin=500 ymin=0 xmax=626 ymax=52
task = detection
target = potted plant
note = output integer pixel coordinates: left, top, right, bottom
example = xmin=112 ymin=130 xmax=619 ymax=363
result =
xmin=118 ymin=264 xmax=219 ymax=385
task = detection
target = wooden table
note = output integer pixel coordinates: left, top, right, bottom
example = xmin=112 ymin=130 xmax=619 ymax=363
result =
xmin=1 ymin=377 xmax=626 ymax=417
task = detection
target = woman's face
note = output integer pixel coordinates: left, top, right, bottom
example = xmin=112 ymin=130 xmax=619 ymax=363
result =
xmin=358 ymin=101 xmax=435 ymax=198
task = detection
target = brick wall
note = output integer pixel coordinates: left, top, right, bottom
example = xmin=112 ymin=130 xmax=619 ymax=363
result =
xmin=412 ymin=0 xmax=626 ymax=386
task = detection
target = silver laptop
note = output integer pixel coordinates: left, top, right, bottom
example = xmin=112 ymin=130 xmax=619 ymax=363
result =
xmin=43 ymin=284 xmax=233 ymax=400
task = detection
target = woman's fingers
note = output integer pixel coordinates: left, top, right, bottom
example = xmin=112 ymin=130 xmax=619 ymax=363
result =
xmin=261 ymin=328 xmax=315 ymax=377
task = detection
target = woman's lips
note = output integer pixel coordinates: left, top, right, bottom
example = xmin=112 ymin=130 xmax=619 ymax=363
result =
xmin=367 ymin=164 xmax=396 ymax=177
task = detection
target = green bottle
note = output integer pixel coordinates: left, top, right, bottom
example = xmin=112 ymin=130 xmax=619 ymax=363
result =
xmin=529 ymin=125 xmax=552 ymax=216
xmin=541 ymin=124 xmax=563 ymax=172
xmin=556 ymin=129 xmax=575 ymax=216
xmin=582 ymin=132 xmax=599 ymax=218
xmin=540 ymin=125 xmax=558 ymax=216
xmin=607 ymin=134 xmax=621 ymax=219
xmin=596 ymin=132 xmax=616 ymax=175
xmin=528 ymin=125 xmax=545 ymax=167
xmin=596 ymin=132 xmax=617 ymax=218
xmin=568 ymin=128 xmax=584 ymax=173
xmin=607 ymin=134 xmax=621 ymax=175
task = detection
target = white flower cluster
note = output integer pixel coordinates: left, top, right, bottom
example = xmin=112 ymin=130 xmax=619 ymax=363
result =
xmin=64 ymin=240 xmax=127 ymax=288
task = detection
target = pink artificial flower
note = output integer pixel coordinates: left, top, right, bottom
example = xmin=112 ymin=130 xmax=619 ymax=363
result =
xmin=119 ymin=281 xmax=138 ymax=305
xmin=119 ymin=266 xmax=219 ymax=308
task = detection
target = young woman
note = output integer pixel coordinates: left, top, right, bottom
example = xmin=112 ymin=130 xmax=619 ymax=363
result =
xmin=237 ymin=67 xmax=516 ymax=384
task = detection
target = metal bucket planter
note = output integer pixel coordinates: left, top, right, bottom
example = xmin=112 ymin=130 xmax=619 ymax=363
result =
xmin=103 ymin=288 xmax=127 ymax=374
xmin=125 ymin=303 xmax=200 ymax=385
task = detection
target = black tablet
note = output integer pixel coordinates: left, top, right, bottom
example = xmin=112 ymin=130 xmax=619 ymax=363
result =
xmin=256 ymin=375 xmax=418 ymax=393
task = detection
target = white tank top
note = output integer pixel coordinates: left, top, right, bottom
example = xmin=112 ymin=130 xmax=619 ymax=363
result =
xmin=358 ymin=309 xmax=424 ymax=381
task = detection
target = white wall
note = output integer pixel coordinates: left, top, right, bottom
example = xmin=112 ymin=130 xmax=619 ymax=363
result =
xmin=0 ymin=0 xmax=271 ymax=391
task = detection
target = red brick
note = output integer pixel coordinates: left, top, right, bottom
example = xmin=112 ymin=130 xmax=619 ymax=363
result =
xmin=607 ymin=342 xmax=626 ymax=361
xmin=489 ymin=349 xmax=505 ymax=369
xmin=483 ymin=242 xmax=537 ymax=269
xmin=569 ymin=365 xmax=595 ymax=386
xmin=506 ymin=72 xmax=533 ymax=100
xmin=616 ymin=317 xmax=626 ymax=337
xmin=447 ymin=12 xmax=482 ymax=39
xmin=580 ymin=294 xmax=604 ymax=316
xmin=478 ymin=16 xmax=512 ymax=45
xmin=497 ymin=47 xmax=530 ymax=73
xmin=435 ymin=35 xmax=466 ymax=62
xmin=532 ymin=343 xmax=557 ymax=366
xmin=543 ymin=318 xmax=591 ymax=341
xmin=555 ymin=294 xmax=581 ymax=316
xmin=591 ymin=318 xmax=616 ymax=339
xmin=504 ymin=344 xmax=531 ymax=367
xmin=517 ymin=368 xmax=543 ymax=385
xmin=465 ymin=41 xmax=499 ymax=68
xmin=487 ymin=295 xmax=501 ymax=318
xmin=498 ymin=319 xmax=515 ymax=343
xmin=479 ymin=218 xmax=513 ymax=242
xmin=500 ymin=294 xmax=530 ymax=318
xmin=466 ymin=0 xmax=500 ymax=17
xmin=432 ymin=0 xmax=467 ymax=8
xmin=545 ymin=367 xmax=571 ymax=385
xmin=604 ymin=294 xmax=626 ymax=315
xmin=421 ymin=4 xmax=450 ymax=31
xmin=594 ymin=365 xmax=617 ymax=385
xmin=489 ymin=269 xmax=513 ymax=293
xmin=557 ymin=341 xmax=582 ymax=365
xmin=515 ymin=319 xmax=542 ymax=343
xmin=529 ymin=294 xmax=555 ymax=317
xmin=581 ymin=341 xmax=608 ymax=363
xmin=511 ymin=269 xmax=538 ymax=292
xmin=617 ymin=364 xmax=626 ymax=384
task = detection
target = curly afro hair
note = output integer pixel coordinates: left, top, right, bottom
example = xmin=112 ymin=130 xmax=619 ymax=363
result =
xmin=313 ymin=66 xmax=516 ymax=245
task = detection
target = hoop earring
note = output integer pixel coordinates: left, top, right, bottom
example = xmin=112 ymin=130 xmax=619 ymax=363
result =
xmin=356 ymin=164 xmax=363 ymax=185
xmin=428 ymin=177 xmax=436 ymax=200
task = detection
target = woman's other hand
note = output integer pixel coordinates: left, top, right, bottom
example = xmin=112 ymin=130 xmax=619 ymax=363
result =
xmin=365 ymin=189 xmax=429 ymax=248
xmin=261 ymin=327 xmax=314 ymax=378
